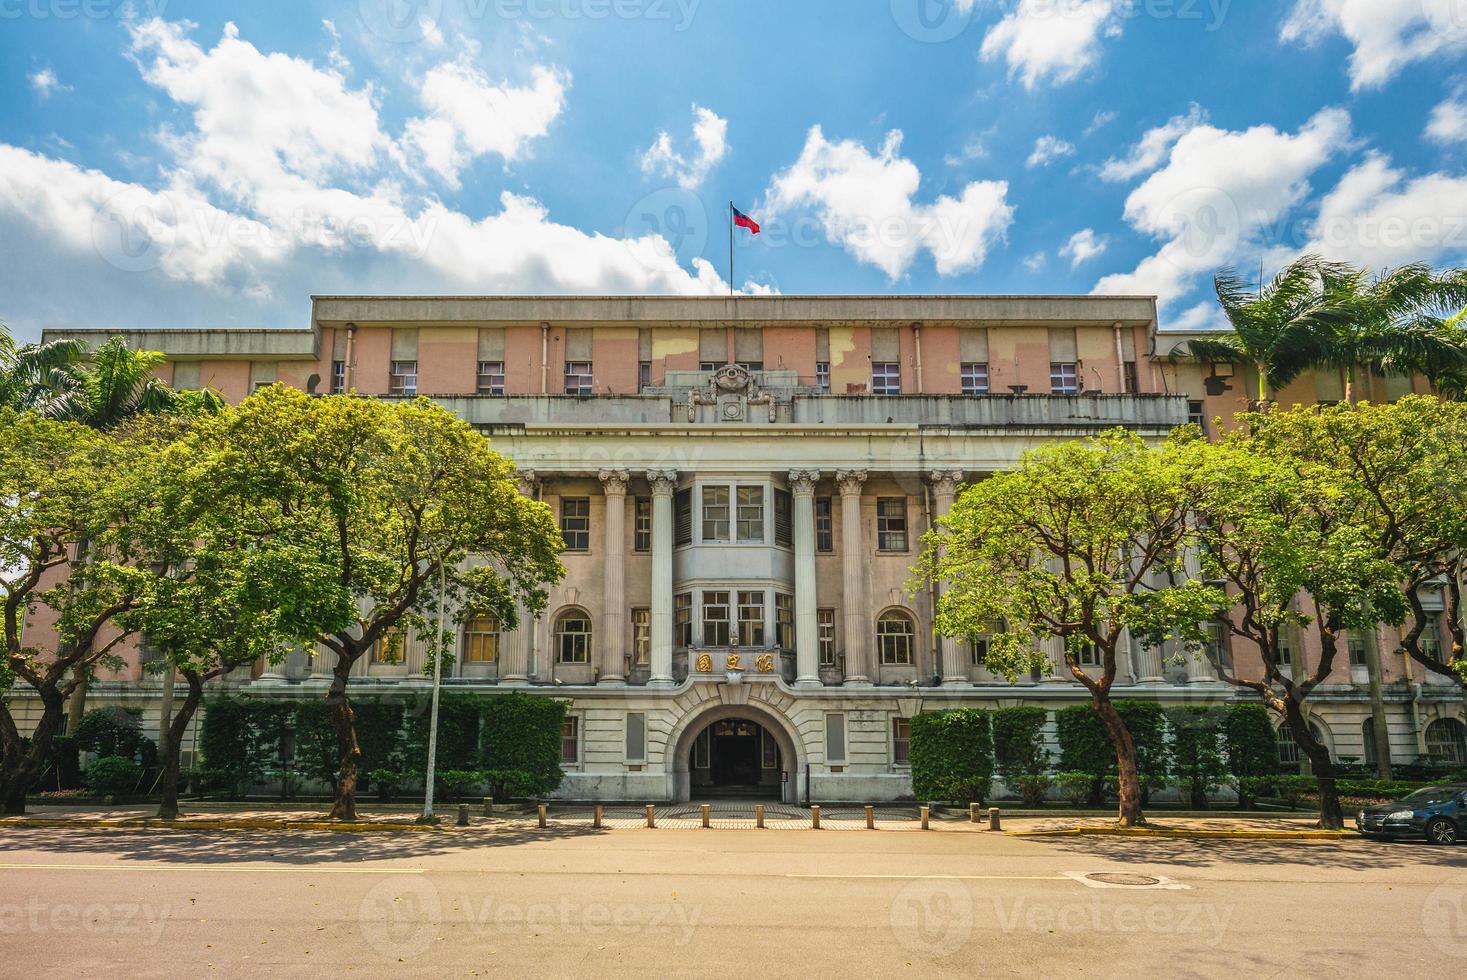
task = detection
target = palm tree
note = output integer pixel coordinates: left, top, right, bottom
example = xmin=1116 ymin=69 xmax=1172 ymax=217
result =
xmin=75 ymin=336 xmax=224 ymax=430
xmin=1175 ymin=255 xmax=1338 ymax=404
xmin=0 ymin=321 xmax=88 ymax=418
xmin=1312 ymin=263 xmax=1467 ymax=402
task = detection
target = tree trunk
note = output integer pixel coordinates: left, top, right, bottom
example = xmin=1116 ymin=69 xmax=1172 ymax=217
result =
xmin=0 ymin=689 xmax=67 ymax=816
xmin=65 ymin=674 xmax=89 ymax=735
xmin=1286 ymin=701 xmax=1343 ymax=829
xmin=157 ymin=670 xmax=203 ymax=821
xmin=1093 ymin=698 xmax=1145 ymax=827
xmin=326 ymin=655 xmax=361 ymax=821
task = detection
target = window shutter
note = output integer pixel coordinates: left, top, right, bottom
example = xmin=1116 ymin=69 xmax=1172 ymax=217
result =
xmin=172 ymin=361 xmax=200 ymax=390
xmin=734 ymin=327 xmax=763 ymax=364
xmin=699 ymin=327 xmax=726 ymax=363
xmin=959 ymin=327 xmax=989 ymax=362
xmin=870 ymin=327 xmax=900 ymax=362
xmin=331 ymin=329 xmax=348 ymax=360
xmin=674 ymin=489 xmax=692 ymax=545
xmin=816 ymin=327 xmax=830 ymax=363
xmin=774 ymin=490 xmax=792 ymax=547
xmin=391 ymin=327 xmax=419 ymax=360
xmin=478 ymin=328 xmax=506 ymax=360
xmin=626 ymin=712 xmax=646 ymax=762
xmin=1048 ymin=327 xmax=1077 ymax=362
xmin=825 ymin=713 xmax=846 ymax=764
xmin=564 ymin=328 xmax=593 ymax=360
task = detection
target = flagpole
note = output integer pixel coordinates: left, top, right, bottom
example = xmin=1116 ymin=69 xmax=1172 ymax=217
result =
xmin=728 ymin=201 xmax=734 ymax=298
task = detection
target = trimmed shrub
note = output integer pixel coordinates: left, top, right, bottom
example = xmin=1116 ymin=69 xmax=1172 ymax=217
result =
xmin=479 ymin=692 xmax=567 ymax=800
xmin=404 ymin=692 xmax=481 ymax=774
xmin=198 ymin=696 xmax=270 ymax=797
xmin=1052 ymin=772 xmax=1095 ymax=807
xmin=1222 ymin=703 xmax=1280 ymax=808
xmin=992 ymin=707 xmax=1049 ymax=804
xmin=1056 ymin=701 xmax=1169 ymax=804
xmin=909 ymin=709 xmax=993 ymax=805
xmin=75 ymin=707 xmax=157 ymax=770
xmin=292 ymin=698 xmax=406 ymax=794
xmin=84 ymin=756 xmax=143 ymax=797
xmin=28 ymin=734 xmax=82 ymax=792
xmin=1166 ymin=706 xmax=1227 ymax=809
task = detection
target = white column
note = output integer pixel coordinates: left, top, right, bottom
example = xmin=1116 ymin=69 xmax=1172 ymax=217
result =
xmin=790 ymin=470 xmax=822 ymax=688
xmin=929 ymin=470 xmax=968 ymax=687
xmin=501 ymin=469 xmax=539 ymax=686
xmin=836 ymin=470 xmax=871 ymax=686
xmin=598 ymin=469 xmax=629 ymax=686
xmin=647 ymin=469 xmax=678 ymax=688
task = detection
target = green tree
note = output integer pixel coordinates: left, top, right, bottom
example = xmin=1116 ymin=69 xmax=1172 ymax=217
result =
xmin=0 ymin=322 xmax=87 ymax=418
xmin=1166 ymin=706 xmax=1227 ymax=809
xmin=196 ymin=387 xmax=564 ymax=819
xmin=1222 ymin=703 xmax=1280 ymax=808
xmin=923 ymin=431 xmax=1220 ymax=826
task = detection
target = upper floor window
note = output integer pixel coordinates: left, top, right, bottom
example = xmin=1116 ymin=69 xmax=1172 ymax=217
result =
xmin=631 ymin=607 xmax=651 ymax=666
xmin=1204 ymin=621 xmax=1232 ymax=670
xmin=703 ymin=591 xmax=731 ymax=646
xmin=674 ymin=592 xmax=693 ymax=648
xmin=699 ymin=361 xmax=722 ymax=372
xmin=331 ymin=359 xmax=346 ymax=394
xmin=816 ymin=361 xmax=830 ymax=390
xmin=390 ymin=360 xmax=418 ymax=396
xmin=560 ymin=497 xmax=590 ymax=552
xmin=370 ymin=627 xmax=407 ymax=665
xmin=776 ymin=593 xmax=793 ymax=650
xmin=737 ymin=591 xmax=766 ymax=646
xmin=674 ymin=488 xmax=693 ymax=546
xmin=633 ymin=497 xmax=652 ymax=553
xmin=774 ymin=489 xmax=792 ymax=547
xmin=817 ymin=608 xmax=836 ymax=666
xmin=736 ymin=486 xmax=765 ymax=543
xmin=564 ymin=361 xmax=594 ymax=395
xmin=815 ymin=497 xmax=834 ymax=552
xmin=639 ymin=361 xmax=652 ymax=392
xmin=1075 ymin=642 xmax=1101 ymax=667
xmin=1123 ymin=360 xmax=1139 ymax=393
xmin=872 ymin=362 xmax=902 ymax=396
xmin=877 ymin=611 xmax=915 ymax=665
xmin=737 ymin=361 xmax=764 ymax=373
xmin=970 ymin=634 xmax=990 ymax=666
xmin=477 ymin=361 xmax=505 ymax=396
xmin=702 ymin=486 xmax=730 ymax=542
xmin=464 ymin=615 xmax=500 ymax=664
xmin=1050 ymin=362 xmax=1078 ymax=395
xmin=554 ymin=611 xmax=592 ymax=664
xmin=1188 ymin=400 xmax=1207 ymax=429
xmin=877 ymin=497 xmax=908 ymax=552
xmin=1347 ymin=631 xmax=1368 ymax=667
xmin=961 ymin=362 xmax=990 ymax=396
xmin=1423 ymin=622 xmax=1444 ymax=662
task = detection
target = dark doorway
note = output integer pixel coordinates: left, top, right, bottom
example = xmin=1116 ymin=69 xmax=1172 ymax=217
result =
xmin=691 ymin=719 xmax=782 ymax=797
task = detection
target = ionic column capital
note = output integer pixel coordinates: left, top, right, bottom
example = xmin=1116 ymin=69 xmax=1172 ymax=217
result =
xmin=645 ymin=468 xmax=679 ymax=496
xmin=928 ymin=469 xmax=964 ymax=500
xmin=835 ymin=469 xmax=867 ymax=496
xmin=515 ymin=469 xmax=540 ymax=497
xmin=787 ymin=469 xmax=821 ymax=496
xmin=597 ymin=468 xmax=630 ymax=495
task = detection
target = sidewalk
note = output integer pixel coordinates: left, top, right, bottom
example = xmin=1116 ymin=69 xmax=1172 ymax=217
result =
xmin=1006 ymin=813 xmax=1349 ymax=839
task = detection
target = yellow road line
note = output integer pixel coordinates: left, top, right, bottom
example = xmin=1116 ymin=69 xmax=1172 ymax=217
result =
xmin=0 ymin=863 xmax=425 ymax=875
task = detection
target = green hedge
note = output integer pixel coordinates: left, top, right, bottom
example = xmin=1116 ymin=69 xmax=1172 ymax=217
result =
xmin=404 ymin=692 xmax=482 ymax=774
xmin=479 ymin=692 xmax=566 ymax=800
xmin=992 ymin=707 xmax=1050 ymax=805
xmin=84 ymin=756 xmax=143 ymax=796
xmin=1055 ymin=701 xmax=1169 ymax=804
xmin=1166 ymin=706 xmax=1227 ymax=809
xmin=909 ymin=709 xmax=993 ymax=805
xmin=75 ymin=707 xmax=157 ymax=770
xmin=1222 ymin=703 xmax=1279 ymax=807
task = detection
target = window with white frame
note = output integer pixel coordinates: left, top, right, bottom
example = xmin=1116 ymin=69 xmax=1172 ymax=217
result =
xmin=555 ymin=611 xmax=592 ymax=664
xmin=1347 ymin=631 xmax=1367 ymax=667
xmin=330 ymin=360 xmax=346 ymax=394
xmin=816 ymin=361 xmax=830 ymax=390
xmin=702 ymin=591 xmax=731 ymax=646
xmin=674 ymin=592 xmax=693 ymax=648
xmin=970 ymin=634 xmax=990 ymax=666
xmin=877 ymin=497 xmax=908 ymax=552
xmin=699 ymin=360 xmax=722 ymax=372
xmin=560 ymin=497 xmax=590 ymax=552
xmin=1423 ymin=622 xmax=1444 ymax=662
xmin=877 ymin=611 xmax=915 ymax=665
xmin=702 ymin=486 xmax=730 ymax=542
xmin=633 ymin=497 xmax=652 ymax=553
xmin=561 ymin=716 xmax=580 ymax=764
xmin=892 ymin=717 xmax=911 ymax=766
xmin=632 ymin=607 xmax=650 ymax=665
xmin=872 ymin=362 xmax=902 ymax=395
xmin=1187 ymin=400 xmax=1206 ymax=429
xmin=463 ymin=615 xmax=500 ymax=664
xmin=736 ymin=486 xmax=765 ymax=543
xmin=389 ymin=360 xmax=418 ymax=396
xmin=815 ymin=497 xmax=833 ymax=552
xmin=477 ymin=360 xmax=505 ymax=396
xmin=564 ymin=360 xmax=594 ymax=395
xmin=1075 ymin=642 xmax=1101 ymax=667
xmin=737 ymin=591 xmax=766 ymax=646
xmin=775 ymin=594 xmax=793 ymax=650
xmin=1204 ymin=621 xmax=1232 ymax=670
xmin=961 ymin=362 xmax=990 ymax=395
xmin=818 ymin=608 xmax=836 ymax=666
xmin=1050 ymin=362 xmax=1078 ymax=395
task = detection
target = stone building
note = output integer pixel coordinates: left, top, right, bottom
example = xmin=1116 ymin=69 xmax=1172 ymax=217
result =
xmin=23 ymin=294 xmax=1467 ymax=802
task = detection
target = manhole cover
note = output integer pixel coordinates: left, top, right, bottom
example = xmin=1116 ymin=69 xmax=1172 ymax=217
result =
xmin=1085 ymin=873 xmax=1161 ymax=887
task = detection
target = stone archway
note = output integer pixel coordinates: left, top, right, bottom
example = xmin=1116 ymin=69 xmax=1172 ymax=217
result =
xmin=667 ymin=698 xmax=806 ymax=805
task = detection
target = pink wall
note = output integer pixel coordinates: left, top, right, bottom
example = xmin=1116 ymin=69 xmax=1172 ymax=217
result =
xmin=920 ymin=326 xmax=962 ymax=394
xmin=351 ymin=329 xmax=391 ymax=396
xmin=419 ymin=328 xmax=477 ymax=395
xmin=762 ymin=326 xmax=817 ymax=382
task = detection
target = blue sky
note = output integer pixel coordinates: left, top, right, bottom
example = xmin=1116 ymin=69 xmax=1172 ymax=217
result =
xmin=2 ymin=0 xmax=1465 ymax=340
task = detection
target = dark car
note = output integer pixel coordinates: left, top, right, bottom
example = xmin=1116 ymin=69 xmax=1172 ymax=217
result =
xmin=1357 ymin=784 xmax=1467 ymax=844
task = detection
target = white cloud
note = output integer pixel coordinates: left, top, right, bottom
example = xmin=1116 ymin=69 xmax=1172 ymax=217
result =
xmin=1060 ymin=228 xmax=1108 ymax=267
xmin=640 ymin=104 xmax=729 ymax=190
xmin=1427 ymin=90 xmax=1467 ymax=145
xmin=403 ymin=60 xmax=569 ymax=189
xmin=763 ymin=126 xmax=1014 ymax=279
xmin=1304 ymin=152 xmax=1467 ymax=269
xmin=1022 ymin=251 xmax=1047 ymax=272
xmin=1093 ymin=107 xmax=1351 ymax=308
xmin=981 ymin=0 xmax=1121 ymax=89
xmin=28 ymin=67 xmax=71 ymax=100
xmin=1098 ymin=104 xmax=1208 ymax=182
xmin=1281 ymin=0 xmax=1467 ymax=90
xmin=1026 ymin=135 xmax=1075 ymax=169
xmin=1084 ymin=110 xmax=1117 ymax=138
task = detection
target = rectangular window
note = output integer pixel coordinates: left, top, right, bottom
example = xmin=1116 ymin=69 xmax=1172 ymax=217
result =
xmin=877 ymin=615 xmax=914 ymax=665
xmin=1348 ymin=633 xmax=1368 ymax=667
xmin=961 ymin=362 xmax=990 ymax=396
xmin=815 ymin=497 xmax=834 ymax=553
xmin=970 ymin=634 xmax=990 ymax=666
xmin=775 ymin=593 xmax=793 ymax=651
xmin=1188 ymin=400 xmax=1207 ymax=429
xmin=699 ymin=360 xmax=722 ymax=373
xmin=464 ymin=615 xmax=500 ymax=664
xmin=825 ymin=712 xmax=847 ymax=765
xmin=639 ymin=360 xmax=651 ymax=392
xmin=737 ymin=591 xmax=766 ymax=646
xmin=872 ymin=362 xmax=902 ymax=396
xmin=370 ymin=628 xmax=407 ymax=665
xmin=817 ymin=609 xmax=836 ymax=666
xmin=1123 ymin=360 xmax=1139 ymax=394
xmin=561 ymin=716 xmax=580 ymax=764
xmin=1050 ymin=362 xmax=1078 ymax=395
xmin=631 ymin=607 xmax=650 ymax=665
xmin=877 ymin=497 xmax=908 ymax=552
xmin=560 ymin=497 xmax=590 ymax=552
xmin=1205 ymin=621 xmax=1232 ymax=670
xmin=389 ymin=360 xmax=418 ymax=396
xmin=330 ymin=359 xmax=346 ymax=394
xmin=674 ymin=488 xmax=692 ymax=546
xmin=1076 ymin=643 xmax=1101 ymax=667
xmin=736 ymin=486 xmax=765 ymax=543
xmin=477 ymin=360 xmax=505 ymax=396
xmin=702 ymin=486 xmax=730 ymax=542
xmin=633 ymin=497 xmax=652 ymax=553
xmin=674 ymin=592 xmax=693 ymax=648
xmin=737 ymin=361 xmax=764 ymax=373
xmin=762 ymin=729 xmax=778 ymax=768
xmin=556 ymin=615 xmax=592 ymax=664
xmin=774 ymin=489 xmax=792 ymax=547
xmin=702 ymin=591 xmax=731 ymax=646
xmin=892 ymin=718 xmax=911 ymax=766
xmin=626 ymin=712 xmax=646 ymax=763
xmin=564 ymin=360 xmax=594 ymax=395
xmin=815 ymin=361 xmax=830 ymax=390
xmin=1423 ymin=623 xmax=1444 ymax=662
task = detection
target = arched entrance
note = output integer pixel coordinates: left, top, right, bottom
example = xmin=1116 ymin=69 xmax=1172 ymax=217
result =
xmin=668 ymin=701 xmax=804 ymax=804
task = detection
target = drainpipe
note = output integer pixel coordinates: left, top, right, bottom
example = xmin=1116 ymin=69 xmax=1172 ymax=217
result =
xmin=344 ymin=323 xmax=357 ymax=391
xmin=1113 ymin=322 xmax=1126 ymax=393
xmin=912 ymin=322 xmax=924 ymax=394
xmin=540 ymin=322 xmax=551 ymax=395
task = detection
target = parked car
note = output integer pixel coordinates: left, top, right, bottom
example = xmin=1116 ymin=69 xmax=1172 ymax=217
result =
xmin=1357 ymin=784 xmax=1467 ymax=844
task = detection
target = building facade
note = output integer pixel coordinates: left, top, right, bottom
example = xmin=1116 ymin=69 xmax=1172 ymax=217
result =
xmin=25 ymin=295 xmax=1467 ymax=802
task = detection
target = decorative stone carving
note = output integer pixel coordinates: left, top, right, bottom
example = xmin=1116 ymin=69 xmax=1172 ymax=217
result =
xmin=687 ymin=363 xmax=778 ymax=423
xmin=835 ymin=469 xmax=868 ymax=495
xmin=787 ymin=469 xmax=821 ymax=495
xmin=597 ymin=468 xmax=630 ymax=495
xmin=515 ymin=469 xmax=540 ymax=498
xmin=928 ymin=470 xmax=964 ymax=498
xmin=646 ymin=469 xmax=679 ymax=495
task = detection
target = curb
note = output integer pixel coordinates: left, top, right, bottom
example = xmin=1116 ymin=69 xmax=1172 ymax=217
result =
xmin=1009 ymin=826 xmax=1352 ymax=840
xmin=0 ymin=818 xmax=454 ymax=833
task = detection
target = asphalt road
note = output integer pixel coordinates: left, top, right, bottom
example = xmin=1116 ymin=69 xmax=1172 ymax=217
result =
xmin=1 ymin=825 xmax=1465 ymax=978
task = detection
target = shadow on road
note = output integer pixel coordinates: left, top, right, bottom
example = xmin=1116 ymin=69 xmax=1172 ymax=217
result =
xmin=1016 ymin=833 xmax=1467 ymax=870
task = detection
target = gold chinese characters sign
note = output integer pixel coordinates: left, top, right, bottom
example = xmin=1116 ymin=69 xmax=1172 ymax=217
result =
xmin=693 ymin=652 xmax=776 ymax=673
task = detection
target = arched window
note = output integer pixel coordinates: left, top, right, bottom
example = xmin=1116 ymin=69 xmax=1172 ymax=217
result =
xmin=464 ymin=615 xmax=500 ymax=664
xmin=1426 ymin=718 xmax=1467 ymax=765
xmin=555 ymin=610 xmax=592 ymax=665
xmin=1277 ymin=720 xmax=1324 ymax=769
xmin=876 ymin=611 xmax=915 ymax=666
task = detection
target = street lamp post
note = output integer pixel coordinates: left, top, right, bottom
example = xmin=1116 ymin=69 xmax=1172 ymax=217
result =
xmin=419 ymin=559 xmax=449 ymax=824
